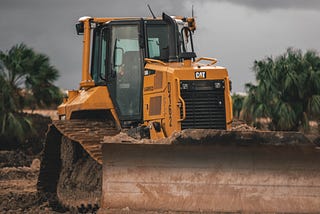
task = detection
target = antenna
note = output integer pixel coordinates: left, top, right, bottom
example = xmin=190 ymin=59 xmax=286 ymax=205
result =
xmin=192 ymin=5 xmax=194 ymax=17
xmin=147 ymin=4 xmax=156 ymax=19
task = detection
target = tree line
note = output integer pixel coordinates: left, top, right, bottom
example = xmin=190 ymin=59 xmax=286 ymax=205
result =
xmin=233 ymin=48 xmax=320 ymax=131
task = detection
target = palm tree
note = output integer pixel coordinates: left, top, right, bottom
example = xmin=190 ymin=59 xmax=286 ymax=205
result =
xmin=0 ymin=43 xmax=34 ymax=110
xmin=25 ymin=53 xmax=62 ymax=108
xmin=0 ymin=58 xmax=33 ymax=143
xmin=0 ymin=43 xmax=62 ymax=144
xmin=0 ymin=43 xmax=62 ymax=109
xmin=242 ymin=48 xmax=320 ymax=131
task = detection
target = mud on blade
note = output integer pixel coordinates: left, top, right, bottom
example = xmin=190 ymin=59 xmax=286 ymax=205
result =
xmin=101 ymin=130 xmax=320 ymax=213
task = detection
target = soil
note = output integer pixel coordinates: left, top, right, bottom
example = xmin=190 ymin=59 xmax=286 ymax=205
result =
xmin=0 ymin=112 xmax=68 ymax=213
xmin=0 ymin=159 xmax=62 ymax=213
xmin=0 ymin=150 xmax=69 ymax=213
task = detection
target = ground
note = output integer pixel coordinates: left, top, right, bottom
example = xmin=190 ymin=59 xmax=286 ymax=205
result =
xmin=0 ymin=153 xmax=59 ymax=213
xmin=0 ymin=111 xmax=67 ymax=213
xmin=0 ymin=112 xmax=319 ymax=213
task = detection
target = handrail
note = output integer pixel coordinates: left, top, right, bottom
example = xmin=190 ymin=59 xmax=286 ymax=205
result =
xmin=175 ymin=78 xmax=186 ymax=122
xmin=144 ymin=58 xmax=167 ymax=66
xmin=194 ymin=57 xmax=218 ymax=66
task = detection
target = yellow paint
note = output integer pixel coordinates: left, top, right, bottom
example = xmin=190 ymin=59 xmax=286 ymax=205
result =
xmin=57 ymin=86 xmax=120 ymax=127
xmin=79 ymin=19 xmax=95 ymax=89
xmin=143 ymin=59 xmax=233 ymax=138
xmin=59 ymin=16 xmax=233 ymax=140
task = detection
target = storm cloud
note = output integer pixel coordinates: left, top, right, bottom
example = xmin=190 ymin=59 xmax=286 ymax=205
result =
xmin=219 ymin=0 xmax=320 ymax=11
xmin=1 ymin=0 xmax=319 ymax=92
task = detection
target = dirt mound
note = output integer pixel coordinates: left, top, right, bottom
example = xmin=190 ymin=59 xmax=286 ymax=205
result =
xmin=231 ymin=119 xmax=257 ymax=131
xmin=104 ymin=120 xmax=312 ymax=147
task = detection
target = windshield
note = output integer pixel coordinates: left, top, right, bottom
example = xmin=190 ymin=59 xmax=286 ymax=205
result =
xmin=146 ymin=24 xmax=169 ymax=61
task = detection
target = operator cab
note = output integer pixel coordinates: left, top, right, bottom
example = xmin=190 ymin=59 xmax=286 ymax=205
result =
xmin=87 ymin=13 xmax=195 ymax=127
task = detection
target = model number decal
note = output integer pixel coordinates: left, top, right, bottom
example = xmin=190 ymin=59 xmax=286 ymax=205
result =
xmin=195 ymin=71 xmax=206 ymax=79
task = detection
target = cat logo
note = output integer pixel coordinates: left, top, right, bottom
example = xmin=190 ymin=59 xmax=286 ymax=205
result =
xmin=195 ymin=71 xmax=206 ymax=79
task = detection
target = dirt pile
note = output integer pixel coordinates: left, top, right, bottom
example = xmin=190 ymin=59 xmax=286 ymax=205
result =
xmin=231 ymin=119 xmax=257 ymax=131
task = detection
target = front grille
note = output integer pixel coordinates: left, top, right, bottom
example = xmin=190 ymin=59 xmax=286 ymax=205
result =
xmin=180 ymin=80 xmax=226 ymax=129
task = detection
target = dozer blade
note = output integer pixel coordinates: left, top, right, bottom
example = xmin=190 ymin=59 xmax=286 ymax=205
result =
xmin=100 ymin=130 xmax=320 ymax=213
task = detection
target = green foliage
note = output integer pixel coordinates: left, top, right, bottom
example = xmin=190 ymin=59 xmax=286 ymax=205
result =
xmin=0 ymin=43 xmax=62 ymax=109
xmin=232 ymin=93 xmax=245 ymax=118
xmin=25 ymin=53 xmax=62 ymax=108
xmin=0 ymin=66 xmax=34 ymax=143
xmin=0 ymin=43 xmax=62 ymax=143
xmin=242 ymin=48 xmax=320 ymax=131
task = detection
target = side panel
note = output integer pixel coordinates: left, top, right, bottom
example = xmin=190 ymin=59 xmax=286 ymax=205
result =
xmin=143 ymin=70 xmax=166 ymax=122
xmin=57 ymin=86 xmax=120 ymax=125
xmin=143 ymin=68 xmax=174 ymax=139
xmin=102 ymin=143 xmax=320 ymax=213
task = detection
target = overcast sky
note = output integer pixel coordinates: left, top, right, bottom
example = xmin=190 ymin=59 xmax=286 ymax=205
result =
xmin=1 ymin=0 xmax=320 ymax=92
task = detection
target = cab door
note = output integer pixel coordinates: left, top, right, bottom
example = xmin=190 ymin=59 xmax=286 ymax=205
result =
xmin=107 ymin=22 xmax=144 ymax=125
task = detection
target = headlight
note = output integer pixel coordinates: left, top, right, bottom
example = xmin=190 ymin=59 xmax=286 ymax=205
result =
xmin=181 ymin=83 xmax=188 ymax=90
xmin=214 ymin=82 xmax=222 ymax=89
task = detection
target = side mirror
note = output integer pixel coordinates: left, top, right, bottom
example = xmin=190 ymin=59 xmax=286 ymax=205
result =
xmin=76 ymin=22 xmax=84 ymax=35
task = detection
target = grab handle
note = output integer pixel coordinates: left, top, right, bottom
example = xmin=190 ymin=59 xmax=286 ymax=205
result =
xmin=144 ymin=58 xmax=167 ymax=66
xmin=175 ymin=78 xmax=186 ymax=122
xmin=195 ymin=57 xmax=218 ymax=66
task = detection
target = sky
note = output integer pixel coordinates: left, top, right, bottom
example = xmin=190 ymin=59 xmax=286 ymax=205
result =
xmin=0 ymin=0 xmax=320 ymax=92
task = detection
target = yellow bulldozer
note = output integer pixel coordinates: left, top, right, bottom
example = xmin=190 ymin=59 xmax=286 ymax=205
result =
xmin=38 ymin=13 xmax=320 ymax=213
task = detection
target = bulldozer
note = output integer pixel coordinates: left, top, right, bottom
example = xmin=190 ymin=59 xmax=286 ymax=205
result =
xmin=38 ymin=13 xmax=320 ymax=213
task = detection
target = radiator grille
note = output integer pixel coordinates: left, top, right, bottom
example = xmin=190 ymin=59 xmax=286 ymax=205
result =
xmin=180 ymin=80 xmax=226 ymax=129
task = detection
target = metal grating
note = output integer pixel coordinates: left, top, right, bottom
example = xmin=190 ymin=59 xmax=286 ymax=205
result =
xmin=180 ymin=80 xmax=226 ymax=129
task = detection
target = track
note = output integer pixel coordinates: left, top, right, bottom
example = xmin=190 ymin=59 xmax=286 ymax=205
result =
xmin=53 ymin=120 xmax=120 ymax=164
xmin=37 ymin=119 xmax=119 ymax=212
